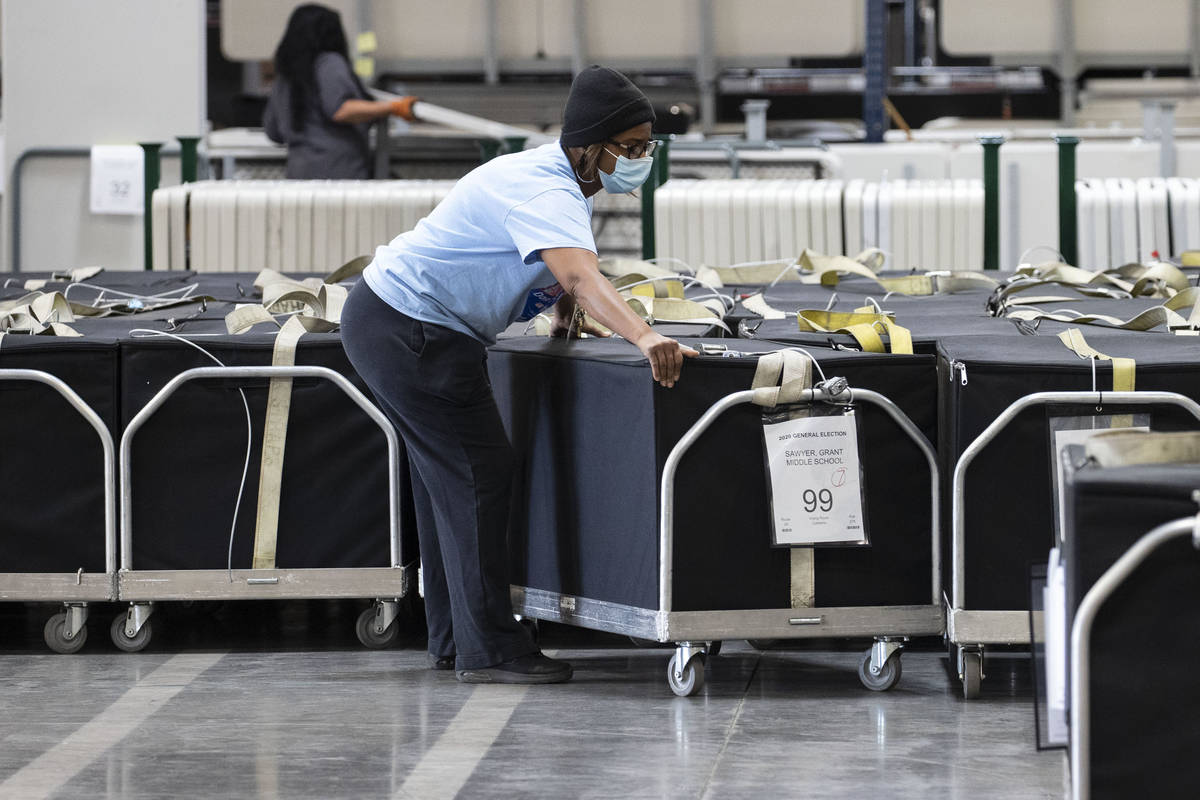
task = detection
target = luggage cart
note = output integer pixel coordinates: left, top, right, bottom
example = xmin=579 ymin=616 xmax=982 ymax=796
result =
xmin=511 ymin=379 xmax=942 ymax=697
xmin=948 ymin=390 xmax=1200 ymax=698
xmin=1069 ymin=515 xmax=1200 ymax=800
xmin=114 ymin=365 xmax=414 ymax=651
xmin=0 ymin=369 xmax=116 ymax=653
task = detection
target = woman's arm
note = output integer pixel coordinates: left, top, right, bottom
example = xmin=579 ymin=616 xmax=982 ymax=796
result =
xmin=543 ymin=247 xmax=696 ymax=388
xmin=331 ymin=98 xmax=394 ymax=125
xmin=263 ymin=86 xmax=284 ymax=143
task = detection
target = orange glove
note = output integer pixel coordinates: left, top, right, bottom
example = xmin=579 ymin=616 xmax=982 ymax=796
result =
xmin=389 ymin=96 xmax=418 ymax=121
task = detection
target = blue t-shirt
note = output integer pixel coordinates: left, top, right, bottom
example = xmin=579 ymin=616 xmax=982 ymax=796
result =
xmin=363 ymin=143 xmax=596 ymax=343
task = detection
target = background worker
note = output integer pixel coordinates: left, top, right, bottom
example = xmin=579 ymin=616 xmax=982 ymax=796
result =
xmin=263 ymin=3 xmax=409 ymax=179
xmin=340 ymin=65 xmax=696 ymax=685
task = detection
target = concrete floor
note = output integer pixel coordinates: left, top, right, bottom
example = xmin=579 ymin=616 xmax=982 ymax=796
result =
xmin=0 ymin=601 xmax=1066 ymax=800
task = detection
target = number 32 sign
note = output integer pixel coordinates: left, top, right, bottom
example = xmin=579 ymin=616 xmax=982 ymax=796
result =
xmin=762 ymin=410 xmax=869 ymax=547
xmin=90 ymin=145 xmax=144 ymax=215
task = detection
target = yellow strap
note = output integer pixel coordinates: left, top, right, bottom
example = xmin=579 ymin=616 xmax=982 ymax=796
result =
xmin=799 ymin=249 xmax=940 ymax=295
xmin=251 ymin=315 xmax=309 ymax=570
xmin=1109 ymin=261 xmax=1191 ymax=294
xmin=235 ymin=268 xmax=349 ymax=569
xmin=751 ymin=349 xmax=818 ymax=601
xmin=932 ymin=272 xmax=1000 ymax=293
xmin=790 ymin=548 xmax=814 ymax=609
xmin=797 ymin=310 xmax=913 ymax=354
xmin=695 ymin=265 xmax=726 ymax=288
xmin=1007 ymin=306 xmax=1186 ymax=332
xmin=1085 ymin=430 xmax=1200 ymax=467
xmin=324 ymin=255 xmax=372 ymax=284
xmin=711 ymin=261 xmax=798 ymax=284
xmin=797 ymin=310 xmax=894 ymax=331
xmin=0 ymin=291 xmax=85 ymax=336
xmin=637 ymin=296 xmax=731 ymax=334
xmin=1015 ymin=260 xmax=1191 ymax=300
xmin=1056 ymin=328 xmax=1136 ymax=392
xmin=838 ymin=323 xmax=887 ymax=353
xmin=630 ymin=281 xmax=685 ymax=299
xmin=878 ymin=318 xmax=913 ymax=354
xmin=750 ymin=349 xmax=813 ymax=407
xmin=613 ymin=273 xmax=686 ymax=299
xmin=1007 ymin=285 xmax=1200 ymax=332
xmin=742 ymin=293 xmax=787 ymax=320
xmin=599 ymin=257 xmax=677 ymax=279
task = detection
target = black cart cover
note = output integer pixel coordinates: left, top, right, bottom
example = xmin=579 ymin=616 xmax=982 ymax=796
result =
xmin=938 ymin=333 xmax=1200 ymax=610
xmin=489 ymin=336 xmax=936 ymax=613
xmin=1064 ymin=461 xmax=1200 ymax=799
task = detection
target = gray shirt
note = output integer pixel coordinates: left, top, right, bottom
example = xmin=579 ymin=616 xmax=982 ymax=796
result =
xmin=263 ymin=52 xmax=371 ymax=179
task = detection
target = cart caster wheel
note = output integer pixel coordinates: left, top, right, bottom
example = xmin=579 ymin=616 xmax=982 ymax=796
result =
xmin=44 ymin=612 xmax=86 ymax=654
xmin=355 ymin=607 xmax=399 ymax=649
xmin=707 ymin=641 xmax=722 ymax=657
xmin=746 ymin=639 xmax=778 ymax=651
xmin=858 ymin=652 xmax=902 ymax=691
xmin=111 ymin=614 xmax=152 ymax=653
xmin=961 ymin=650 xmax=983 ymax=700
xmin=519 ymin=618 xmax=540 ymax=645
xmin=667 ymin=652 xmax=705 ymax=697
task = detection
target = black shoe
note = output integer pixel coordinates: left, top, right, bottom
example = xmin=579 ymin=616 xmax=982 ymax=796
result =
xmin=427 ymin=653 xmax=456 ymax=671
xmin=456 ymin=652 xmax=573 ymax=684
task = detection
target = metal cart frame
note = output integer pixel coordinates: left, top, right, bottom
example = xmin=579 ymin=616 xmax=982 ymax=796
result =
xmin=114 ymin=365 xmax=415 ymax=651
xmin=948 ymin=390 xmax=1200 ymax=698
xmin=0 ymin=369 xmax=117 ymax=653
xmin=511 ymin=381 xmax=943 ymax=696
xmin=1069 ymin=515 xmax=1198 ymax=800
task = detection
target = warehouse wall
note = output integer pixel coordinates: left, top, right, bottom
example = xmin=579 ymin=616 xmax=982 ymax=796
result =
xmin=1 ymin=0 xmax=206 ymax=272
xmin=221 ymin=0 xmax=864 ymax=66
xmin=942 ymin=0 xmax=1192 ymax=58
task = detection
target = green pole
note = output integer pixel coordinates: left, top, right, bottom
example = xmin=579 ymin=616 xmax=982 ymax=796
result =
xmin=1056 ymin=135 xmax=1079 ymax=266
xmin=177 ymin=136 xmax=201 ymax=183
xmin=478 ymin=140 xmax=501 ymax=163
xmin=979 ymin=135 xmax=1004 ymax=270
xmin=139 ymin=142 xmax=163 ymax=271
xmin=640 ymin=136 xmax=671 ymax=262
xmin=503 ymin=136 xmax=527 ymax=154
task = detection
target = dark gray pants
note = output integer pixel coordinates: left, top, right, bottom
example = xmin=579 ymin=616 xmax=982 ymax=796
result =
xmin=341 ymin=282 xmax=536 ymax=669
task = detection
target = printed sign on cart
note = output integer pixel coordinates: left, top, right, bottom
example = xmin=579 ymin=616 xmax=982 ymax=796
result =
xmin=89 ymin=145 xmax=144 ymax=215
xmin=1049 ymin=414 xmax=1148 ymax=542
xmin=762 ymin=411 xmax=868 ymax=546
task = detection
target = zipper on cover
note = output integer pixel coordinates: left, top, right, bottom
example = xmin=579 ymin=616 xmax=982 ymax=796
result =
xmin=950 ymin=360 xmax=968 ymax=386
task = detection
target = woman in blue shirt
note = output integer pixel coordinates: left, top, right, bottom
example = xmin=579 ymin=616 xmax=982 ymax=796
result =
xmin=341 ymin=66 xmax=695 ymax=684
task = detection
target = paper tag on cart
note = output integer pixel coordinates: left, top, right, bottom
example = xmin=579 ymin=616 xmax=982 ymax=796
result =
xmin=89 ymin=145 xmax=144 ymax=215
xmin=762 ymin=410 xmax=868 ymax=546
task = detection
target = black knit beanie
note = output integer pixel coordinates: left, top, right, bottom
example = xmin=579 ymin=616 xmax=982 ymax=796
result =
xmin=560 ymin=65 xmax=655 ymax=147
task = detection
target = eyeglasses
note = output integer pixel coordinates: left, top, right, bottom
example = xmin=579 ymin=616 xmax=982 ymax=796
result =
xmin=605 ymin=139 xmax=658 ymax=160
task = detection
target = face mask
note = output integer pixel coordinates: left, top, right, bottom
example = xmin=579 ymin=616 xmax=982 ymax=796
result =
xmin=599 ymin=149 xmax=653 ymax=194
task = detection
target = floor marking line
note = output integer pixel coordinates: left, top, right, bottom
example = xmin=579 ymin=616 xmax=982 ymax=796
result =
xmin=698 ymin=655 xmax=760 ymax=800
xmin=0 ymin=652 xmax=227 ymax=800
xmin=394 ymin=650 xmax=560 ymax=800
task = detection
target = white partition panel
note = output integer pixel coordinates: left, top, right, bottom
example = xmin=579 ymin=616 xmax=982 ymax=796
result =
xmin=843 ymin=179 xmax=865 ymax=257
xmin=876 ymin=181 xmax=893 ymax=261
xmin=862 ymin=181 xmax=879 ymax=255
xmin=151 ymin=180 xmax=455 ymax=273
xmin=634 ymin=177 xmax=993 ymax=269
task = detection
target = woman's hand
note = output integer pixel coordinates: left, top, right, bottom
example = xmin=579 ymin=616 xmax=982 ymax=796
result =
xmin=634 ymin=330 xmax=698 ymax=388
